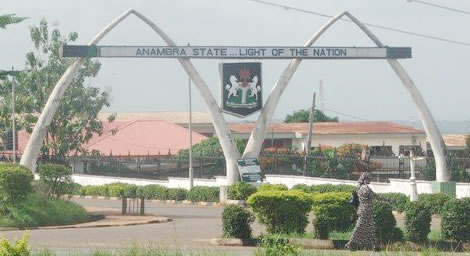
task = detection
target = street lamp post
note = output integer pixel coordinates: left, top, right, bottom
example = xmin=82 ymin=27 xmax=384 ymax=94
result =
xmin=188 ymin=46 xmax=194 ymax=190
xmin=11 ymin=67 xmax=16 ymax=163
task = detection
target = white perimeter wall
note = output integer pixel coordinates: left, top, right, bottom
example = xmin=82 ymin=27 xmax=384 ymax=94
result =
xmin=70 ymin=174 xmax=470 ymax=198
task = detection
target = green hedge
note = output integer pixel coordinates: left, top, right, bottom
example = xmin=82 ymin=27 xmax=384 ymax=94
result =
xmin=228 ymin=182 xmax=257 ymax=201
xmin=0 ymin=164 xmax=33 ymax=205
xmin=187 ymin=186 xmax=219 ymax=202
xmin=291 ymin=183 xmax=355 ymax=193
xmin=418 ymin=193 xmax=451 ymax=215
xmin=247 ymin=190 xmax=313 ymax=234
xmin=373 ymin=200 xmax=403 ymax=243
xmin=222 ymin=205 xmax=254 ymax=239
xmin=257 ymin=183 xmax=288 ymax=192
xmin=405 ymin=201 xmax=431 ymax=243
xmin=309 ymin=184 xmax=355 ymax=193
xmin=311 ymin=192 xmax=355 ymax=239
xmin=136 ymin=185 xmax=170 ymax=200
xmin=381 ymin=193 xmax=410 ymax=213
xmin=441 ymin=198 xmax=470 ymax=242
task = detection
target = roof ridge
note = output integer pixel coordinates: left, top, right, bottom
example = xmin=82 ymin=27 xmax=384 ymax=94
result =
xmin=84 ymin=120 xmax=137 ymax=149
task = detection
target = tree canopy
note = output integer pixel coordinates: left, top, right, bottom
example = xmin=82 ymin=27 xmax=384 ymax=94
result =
xmin=178 ymin=137 xmax=246 ymax=159
xmin=0 ymin=19 xmax=111 ymax=158
xmin=0 ymin=14 xmax=27 ymax=30
xmin=284 ymin=109 xmax=338 ymax=123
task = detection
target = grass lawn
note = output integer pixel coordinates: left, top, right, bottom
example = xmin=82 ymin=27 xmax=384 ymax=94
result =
xmin=0 ymin=193 xmax=89 ymax=228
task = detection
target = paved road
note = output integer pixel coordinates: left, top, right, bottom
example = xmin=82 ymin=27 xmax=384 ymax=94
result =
xmin=0 ymin=198 xmax=443 ymax=255
xmin=1 ymin=199 xmax=257 ymax=255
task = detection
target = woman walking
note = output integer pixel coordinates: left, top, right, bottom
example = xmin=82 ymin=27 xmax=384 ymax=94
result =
xmin=345 ymin=172 xmax=388 ymax=251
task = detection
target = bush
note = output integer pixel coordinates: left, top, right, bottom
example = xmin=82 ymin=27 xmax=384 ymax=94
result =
xmin=106 ymin=183 xmax=137 ymax=198
xmin=291 ymin=184 xmax=312 ymax=193
xmin=405 ymin=201 xmax=431 ymax=243
xmin=373 ymin=200 xmax=401 ymax=243
xmin=167 ymin=188 xmax=188 ymax=201
xmin=309 ymin=184 xmax=355 ymax=193
xmin=38 ymin=164 xmax=72 ymax=198
xmin=222 ymin=205 xmax=254 ymax=239
xmin=247 ymin=190 xmax=312 ymax=234
xmin=0 ymin=164 xmax=33 ymax=206
xmin=256 ymin=235 xmax=301 ymax=256
xmin=0 ymin=232 xmax=30 ymax=256
xmin=84 ymin=185 xmax=109 ymax=197
xmin=311 ymin=192 xmax=355 ymax=239
xmin=418 ymin=193 xmax=451 ymax=215
xmin=228 ymin=182 xmax=257 ymax=200
xmin=187 ymin=186 xmax=219 ymax=202
xmin=257 ymin=183 xmax=288 ymax=192
xmin=136 ymin=185 xmax=170 ymax=200
xmin=381 ymin=193 xmax=410 ymax=213
xmin=441 ymin=198 xmax=470 ymax=242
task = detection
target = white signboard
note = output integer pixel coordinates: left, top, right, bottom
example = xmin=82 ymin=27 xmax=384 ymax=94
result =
xmin=94 ymin=46 xmax=410 ymax=59
xmin=237 ymin=158 xmax=262 ymax=183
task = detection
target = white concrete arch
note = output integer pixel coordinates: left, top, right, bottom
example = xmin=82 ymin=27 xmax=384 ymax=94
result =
xmin=242 ymin=11 xmax=449 ymax=182
xmin=20 ymin=9 xmax=241 ymax=184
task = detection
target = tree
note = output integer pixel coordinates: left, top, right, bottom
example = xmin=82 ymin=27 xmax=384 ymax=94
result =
xmin=178 ymin=136 xmax=246 ymax=159
xmin=284 ymin=108 xmax=338 ymax=123
xmin=0 ymin=19 xmax=111 ymax=158
xmin=0 ymin=14 xmax=27 ymax=30
xmin=0 ymin=14 xmax=27 ymax=80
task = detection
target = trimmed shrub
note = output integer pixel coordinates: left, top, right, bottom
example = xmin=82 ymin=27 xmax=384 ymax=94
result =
xmin=291 ymin=184 xmax=312 ymax=193
xmin=167 ymin=188 xmax=188 ymax=201
xmin=381 ymin=193 xmax=410 ymax=213
xmin=373 ymin=200 xmax=401 ymax=243
xmin=247 ymin=190 xmax=313 ymax=234
xmin=106 ymin=183 xmax=137 ymax=198
xmin=136 ymin=185 xmax=170 ymax=200
xmin=228 ymin=182 xmax=257 ymax=201
xmin=257 ymin=183 xmax=288 ymax=192
xmin=187 ymin=186 xmax=219 ymax=202
xmin=311 ymin=192 xmax=355 ymax=239
xmin=0 ymin=163 xmax=33 ymax=205
xmin=405 ymin=201 xmax=431 ymax=243
xmin=418 ymin=193 xmax=451 ymax=215
xmin=441 ymin=198 xmax=470 ymax=242
xmin=84 ymin=185 xmax=108 ymax=197
xmin=222 ymin=205 xmax=254 ymax=239
xmin=309 ymin=184 xmax=355 ymax=193
xmin=38 ymin=164 xmax=72 ymax=198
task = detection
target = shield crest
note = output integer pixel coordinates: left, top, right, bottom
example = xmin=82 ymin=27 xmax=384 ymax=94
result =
xmin=220 ymin=62 xmax=262 ymax=117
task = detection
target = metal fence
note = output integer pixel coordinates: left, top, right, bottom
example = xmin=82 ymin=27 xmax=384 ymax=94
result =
xmin=35 ymin=154 xmax=470 ymax=183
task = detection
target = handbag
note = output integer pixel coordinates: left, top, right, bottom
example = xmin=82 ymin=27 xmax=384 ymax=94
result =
xmin=349 ymin=190 xmax=359 ymax=208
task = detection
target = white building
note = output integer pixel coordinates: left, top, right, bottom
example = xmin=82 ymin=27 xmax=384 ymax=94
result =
xmin=230 ymin=122 xmax=427 ymax=156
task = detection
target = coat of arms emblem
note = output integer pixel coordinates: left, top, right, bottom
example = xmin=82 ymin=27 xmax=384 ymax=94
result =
xmin=220 ymin=62 xmax=262 ymax=117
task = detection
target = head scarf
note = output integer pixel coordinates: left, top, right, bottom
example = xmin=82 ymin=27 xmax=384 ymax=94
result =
xmin=357 ymin=172 xmax=372 ymax=185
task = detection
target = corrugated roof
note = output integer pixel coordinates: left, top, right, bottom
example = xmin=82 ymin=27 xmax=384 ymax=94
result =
xmin=83 ymin=120 xmax=207 ymax=156
xmin=442 ymin=134 xmax=468 ymax=148
xmin=98 ymin=112 xmax=213 ymax=124
xmin=230 ymin=122 xmax=425 ymax=135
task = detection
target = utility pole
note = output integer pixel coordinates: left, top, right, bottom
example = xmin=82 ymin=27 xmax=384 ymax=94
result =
xmin=11 ymin=67 xmax=16 ymax=163
xmin=188 ymin=44 xmax=194 ymax=190
xmin=304 ymin=92 xmax=316 ymax=175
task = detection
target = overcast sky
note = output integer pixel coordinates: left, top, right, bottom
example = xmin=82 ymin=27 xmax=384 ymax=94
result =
xmin=1 ymin=0 xmax=469 ymax=123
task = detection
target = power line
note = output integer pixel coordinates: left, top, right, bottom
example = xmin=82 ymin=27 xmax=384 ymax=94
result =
xmin=317 ymin=106 xmax=373 ymax=122
xmin=407 ymin=0 xmax=470 ymax=16
xmin=248 ymin=0 xmax=470 ymax=47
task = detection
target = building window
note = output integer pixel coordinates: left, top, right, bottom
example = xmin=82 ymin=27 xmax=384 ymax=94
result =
xmin=399 ymin=145 xmax=424 ymax=156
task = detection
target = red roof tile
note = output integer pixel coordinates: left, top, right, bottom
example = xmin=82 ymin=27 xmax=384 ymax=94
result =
xmin=230 ymin=122 xmax=424 ymax=135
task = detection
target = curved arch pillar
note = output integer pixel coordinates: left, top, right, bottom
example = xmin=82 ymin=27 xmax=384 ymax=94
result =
xmin=20 ymin=10 xmax=241 ymax=185
xmin=242 ymin=11 xmax=449 ymax=182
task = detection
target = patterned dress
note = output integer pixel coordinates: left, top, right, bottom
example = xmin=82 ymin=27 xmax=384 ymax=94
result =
xmin=348 ymin=183 xmax=378 ymax=249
